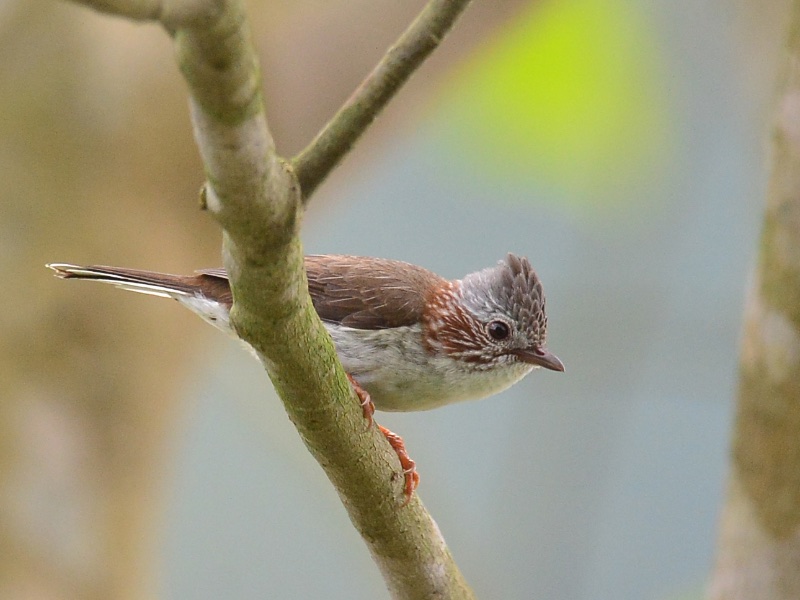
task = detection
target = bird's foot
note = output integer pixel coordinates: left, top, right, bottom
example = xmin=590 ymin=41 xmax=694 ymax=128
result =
xmin=347 ymin=373 xmax=375 ymax=427
xmin=346 ymin=374 xmax=418 ymax=505
xmin=378 ymin=425 xmax=419 ymax=506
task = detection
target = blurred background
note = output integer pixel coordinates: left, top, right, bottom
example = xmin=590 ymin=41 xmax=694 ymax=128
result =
xmin=0 ymin=0 xmax=790 ymax=598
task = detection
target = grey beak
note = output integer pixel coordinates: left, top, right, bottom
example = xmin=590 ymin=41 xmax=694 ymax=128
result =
xmin=514 ymin=347 xmax=565 ymax=372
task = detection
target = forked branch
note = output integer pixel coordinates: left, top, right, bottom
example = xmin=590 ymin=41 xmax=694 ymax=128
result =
xmin=64 ymin=0 xmax=476 ymax=598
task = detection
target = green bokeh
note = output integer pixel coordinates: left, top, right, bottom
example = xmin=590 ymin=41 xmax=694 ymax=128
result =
xmin=438 ymin=0 xmax=674 ymax=207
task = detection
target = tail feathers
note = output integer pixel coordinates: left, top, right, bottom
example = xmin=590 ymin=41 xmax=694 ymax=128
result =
xmin=48 ymin=263 xmax=235 ymax=334
xmin=47 ymin=263 xmax=194 ymax=300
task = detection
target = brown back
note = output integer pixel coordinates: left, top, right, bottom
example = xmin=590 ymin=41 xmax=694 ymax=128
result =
xmin=199 ymin=255 xmax=445 ymax=330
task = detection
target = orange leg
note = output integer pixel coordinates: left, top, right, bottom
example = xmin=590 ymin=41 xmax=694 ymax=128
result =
xmin=378 ymin=425 xmax=420 ymax=505
xmin=347 ymin=373 xmax=375 ymax=427
xmin=346 ymin=374 xmax=419 ymax=505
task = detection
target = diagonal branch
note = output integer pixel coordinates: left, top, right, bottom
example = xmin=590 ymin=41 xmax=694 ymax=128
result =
xmin=292 ymin=0 xmax=474 ymax=202
xmin=66 ymin=0 xmax=477 ymax=598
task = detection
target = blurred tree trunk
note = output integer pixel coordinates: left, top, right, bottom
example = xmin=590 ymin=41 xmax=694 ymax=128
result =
xmin=709 ymin=2 xmax=800 ymax=597
xmin=0 ymin=4 xmax=219 ymax=598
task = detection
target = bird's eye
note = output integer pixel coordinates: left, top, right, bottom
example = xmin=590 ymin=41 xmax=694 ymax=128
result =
xmin=487 ymin=320 xmax=511 ymax=341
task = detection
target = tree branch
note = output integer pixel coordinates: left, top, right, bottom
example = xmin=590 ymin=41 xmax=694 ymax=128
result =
xmin=291 ymin=0 xmax=474 ymax=201
xmin=709 ymin=2 xmax=800 ymax=597
xmin=70 ymin=0 xmax=217 ymax=28
xmin=67 ymin=0 xmax=476 ymax=597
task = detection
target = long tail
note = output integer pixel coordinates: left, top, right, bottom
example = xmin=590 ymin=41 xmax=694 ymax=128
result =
xmin=47 ymin=264 xmax=198 ymax=300
xmin=47 ymin=263 xmax=234 ymax=333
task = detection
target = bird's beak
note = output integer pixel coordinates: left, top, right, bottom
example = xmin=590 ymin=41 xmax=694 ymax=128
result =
xmin=513 ymin=347 xmax=565 ymax=372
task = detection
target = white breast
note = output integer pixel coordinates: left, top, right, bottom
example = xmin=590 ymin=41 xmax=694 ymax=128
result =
xmin=326 ymin=323 xmax=533 ymax=411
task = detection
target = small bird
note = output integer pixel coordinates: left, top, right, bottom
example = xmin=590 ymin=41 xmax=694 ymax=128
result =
xmin=48 ymin=254 xmax=563 ymax=502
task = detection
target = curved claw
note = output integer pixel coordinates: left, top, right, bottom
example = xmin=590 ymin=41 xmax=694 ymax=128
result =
xmin=378 ymin=424 xmax=419 ymax=506
xmin=347 ymin=373 xmax=375 ymax=428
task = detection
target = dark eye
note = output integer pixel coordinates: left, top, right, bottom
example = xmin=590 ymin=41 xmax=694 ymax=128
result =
xmin=487 ymin=320 xmax=511 ymax=341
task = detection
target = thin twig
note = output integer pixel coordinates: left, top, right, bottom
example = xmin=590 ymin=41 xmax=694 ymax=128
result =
xmin=292 ymin=0 xmax=474 ymax=202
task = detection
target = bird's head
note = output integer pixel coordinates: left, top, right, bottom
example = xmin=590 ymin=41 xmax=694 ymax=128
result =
xmin=423 ymin=254 xmax=564 ymax=372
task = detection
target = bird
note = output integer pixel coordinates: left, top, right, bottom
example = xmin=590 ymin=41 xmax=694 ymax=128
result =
xmin=48 ymin=254 xmax=563 ymax=502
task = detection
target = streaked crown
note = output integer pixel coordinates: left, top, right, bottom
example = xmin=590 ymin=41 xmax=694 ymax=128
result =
xmin=459 ymin=253 xmax=548 ymax=348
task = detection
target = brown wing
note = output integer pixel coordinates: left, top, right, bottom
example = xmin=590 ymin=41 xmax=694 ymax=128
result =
xmin=304 ymin=255 xmax=445 ymax=329
xmin=198 ymin=255 xmax=445 ymax=329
